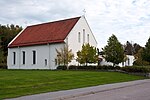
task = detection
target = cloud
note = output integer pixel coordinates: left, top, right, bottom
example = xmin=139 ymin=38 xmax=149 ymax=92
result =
xmin=0 ymin=0 xmax=150 ymax=49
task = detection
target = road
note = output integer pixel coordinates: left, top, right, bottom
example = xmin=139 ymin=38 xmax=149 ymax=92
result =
xmin=6 ymin=79 xmax=150 ymax=100
xmin=67 ymin=80 xmax=150 ymax=100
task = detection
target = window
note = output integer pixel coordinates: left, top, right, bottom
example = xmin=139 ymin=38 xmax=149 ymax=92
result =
xmin=55 ymin=59 xmax=57 ymax=65
xmin=83 ymin=29 xmax=85 ymax=43
xmin=122 ymin=62 xmax=124 ymax=66
xmin=13 ymin=52 xmax=16 ymax=65
xmin=33 ymin=51 xmax=36 ymax=64
xmin=78 ymin=32 xmax=81 ymax=43
xmin=87 ymin=34 xmax=89 ymax=43
xmin=45 ymin=59 xmax=47 ymax=66
xmin=22 ymin=51 xmax=25 ymax=64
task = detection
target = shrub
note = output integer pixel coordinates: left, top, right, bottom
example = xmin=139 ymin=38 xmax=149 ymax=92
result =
xmin=121 ymin=66 xmax=150 ymax=73
xmin=69 ymin=65 xmax=78 ymax=70
xmin=0 ymin=63 xmax=7 ymax=69
xmin=57 ymin=65 xmax=67 ymax=70
xmin=133 ymin=60 xmax=150 ymax=66
xmin=69 ymin=65 xmax=120 ymax=70
xmin=68 ymin=65 xmax=98 ymax=70
xmin=58 ymin=65 xmax=121 ymax=70
xmin=115 ymin=66 xmax=121 ymax=70
xmin=97 ymin=65 xmax=115 ymax=70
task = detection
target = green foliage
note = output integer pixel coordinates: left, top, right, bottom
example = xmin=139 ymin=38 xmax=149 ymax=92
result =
xmin=68 ymin=65 xmax=121 ymax=70
xmin=122 ymin=66 xmax=150 ymax=73
xmin=0 ymin=50 xmax=5 ymax=63
xmin=69 ymin=65 xmax=97 ymax=70
xmin=103 ymin=34 xmax=124 ymax=66
xmin=56 ymin=44 xmax=74 ymax=69
xmin=133 ymin=48 xmax=149 ymax=66
xmin=142 ymin=37 xmax=150 ymax=64
xmin=76 ymin=43 xmax=98 ymax=66
xmin=57 ymin=65 xmax=67 ymax=70
xmin=0 ymin=24 xmax=22 ymax=65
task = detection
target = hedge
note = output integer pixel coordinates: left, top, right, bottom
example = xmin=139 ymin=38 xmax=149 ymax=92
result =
xmin=121 ymin=66 xmax=150 ymax=73
xmin=57 ymin=65 xmax=67 ymax=70
xmin=57 ymin=65 xmax=121 ymax=70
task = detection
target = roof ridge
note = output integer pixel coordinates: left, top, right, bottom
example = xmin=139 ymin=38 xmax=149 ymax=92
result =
xmin=27 ymin=16 xmax=81 ymax=28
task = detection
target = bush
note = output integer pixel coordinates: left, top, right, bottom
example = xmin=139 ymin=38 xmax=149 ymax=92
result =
xmin=69 ymin=65 xmax=78 ymax=70
xmin=68 ymin=65 xmax=120 ymax=70
xmin=133 ymin=60 xmax=150 ymax=66
xmin=121 ymin=66 xmax=150 ymax=73
xmin=69 ymin=65 xmax=97 ymax=70
xmin=57 ymin=65 xmax=67 ymax=70
xmin=0 ymin=63 xmax=7 ymax=69
xmin=57 ymin=65 xmax=121 ymax=70
xmin=115 ymin=66 xmax=121 ymax=70
xmin=97 ymin=65 xmax=115 ymax=70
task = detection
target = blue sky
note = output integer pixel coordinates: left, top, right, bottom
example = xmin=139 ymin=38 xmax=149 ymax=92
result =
xmin=0 ymin=0 xmax=150 ymax=49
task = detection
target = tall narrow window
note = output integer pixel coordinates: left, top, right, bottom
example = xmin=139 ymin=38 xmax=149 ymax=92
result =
xmin=45 ymin=59 xmax=47 ymax=66
xmin=87 ymin=34 xmax=89 ymax=43
xmin=22 ymin=51 xmax=25 ymax=64
xmin=55 ymin=59 xmax=57 ymax=65
xmin=13 ymin=52 xmax=16 ymax=65
xmin=33 ymin=51 xmax=36 ymax=64
xmin=78 ymin=32 xmax=81 ymax=43
xmin=83 ymin=29 xmax=85 ymax=43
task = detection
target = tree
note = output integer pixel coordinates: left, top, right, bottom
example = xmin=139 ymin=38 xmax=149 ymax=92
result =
xmin=134 ymin=48 xmax=149 ymax=66
xmin=0 ymin=24 xmax=22 ymax=65
xmin=0 ymin=50 xmax=5 ymax=64
xmin=103 ymin=34 xmax=124 ymax=66
xmin=133 ymin=43 xmax=142 ymax=54
xmin=124 ymin=41 xmax=134 ymax=55
xmin=142 ymin=37 xmax=150 ymax=64
xmin=56 ymin=44 xmax=74 ymax=69
xmin=124 ymin=41 xmax=142 ymax=55
xmin=76 ymin=43 xmax=98 ymax=66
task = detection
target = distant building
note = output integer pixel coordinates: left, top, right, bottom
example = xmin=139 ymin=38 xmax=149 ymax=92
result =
xmin=98 ymin=54 xmax=135 ymax=67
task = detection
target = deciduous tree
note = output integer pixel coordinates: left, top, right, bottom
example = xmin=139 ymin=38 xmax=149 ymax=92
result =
xmin=77 ymin=43 xmax=98 ymax=66
xmin=103 ymin=34 xmax=124 ymax=66
xmin=0 ymin=24 xmax=22 ymax=65
xmin=56 ymin=44 xmax=74 ymax=69
xmin=134 ymin=48 xmax=149 ymax=65
xmin=142 ymin=37 xmax=150 ymax=64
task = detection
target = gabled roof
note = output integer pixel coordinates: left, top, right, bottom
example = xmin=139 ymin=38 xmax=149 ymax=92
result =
xmin=8 ymin=17 xmax=81 ymax=48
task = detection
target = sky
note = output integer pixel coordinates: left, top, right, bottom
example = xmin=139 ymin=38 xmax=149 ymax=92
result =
xmin=0 ymin=0 xmax=150 ymax=49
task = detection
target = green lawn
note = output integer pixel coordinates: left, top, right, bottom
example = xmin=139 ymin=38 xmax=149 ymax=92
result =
xmin=0 ymin=70 xmax=146 ymax=99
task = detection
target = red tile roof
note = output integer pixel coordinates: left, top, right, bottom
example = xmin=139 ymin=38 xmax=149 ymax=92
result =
xmin=8 ymin=17 xmax=81 ymax=48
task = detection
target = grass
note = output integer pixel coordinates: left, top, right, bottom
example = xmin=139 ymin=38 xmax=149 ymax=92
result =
xmin=0 ymin=70 xmax=146 ymax=99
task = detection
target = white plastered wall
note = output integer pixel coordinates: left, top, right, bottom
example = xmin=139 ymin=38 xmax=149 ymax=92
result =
xmin=7 ymin=43 xmax=64 ymax=69
xmin=65 ymin=16 xmax=97 ymax=65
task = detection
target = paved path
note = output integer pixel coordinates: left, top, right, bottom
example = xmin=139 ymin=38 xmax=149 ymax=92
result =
xmin=6 ymin=79 xmax=150 ymax=100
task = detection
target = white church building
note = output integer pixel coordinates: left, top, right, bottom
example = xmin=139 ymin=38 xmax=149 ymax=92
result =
xmin=7 ymin=16 xmax=97 ymax=69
